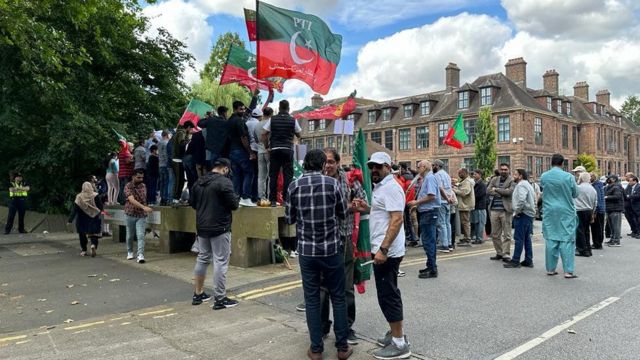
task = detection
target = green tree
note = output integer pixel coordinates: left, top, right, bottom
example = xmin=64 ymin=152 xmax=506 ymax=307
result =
xmin=621 ymin=95 xmax=640 ymax=126
xmin=575 ymin=153 xmax=599 ymax=174
xmin=0 ymin=0 xmax=192 ymax=212
xmin=200 ymin=32 xmax=245 ymax=81
xmin=474 ymin=106 xmax=497 ymax=179
xmin=189 ymin=78 xmax=251 ymax=112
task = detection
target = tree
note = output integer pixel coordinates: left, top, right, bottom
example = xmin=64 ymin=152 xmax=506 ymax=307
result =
xmin=621 ymin=95 xmax=640 ymax=126
xmin=0 ymin=0 xmax=192 ymax=212
xmin=474 ymin=106 xmax=497 ymax=179
xmin=189 ymin=78 xmax=251 ymax=112
xmin=575 ymin=153 xmax=599 ymax=174
xmin=200 ymin=32 xmax=245 ymax=81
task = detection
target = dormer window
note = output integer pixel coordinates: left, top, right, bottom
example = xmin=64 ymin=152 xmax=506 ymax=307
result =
xmin=458 ymin=91 xmax=469 ymax=109
xmin=420 ymin=101 xmax=430 ymax=116
xmin=480 ymin=87 xmax=492 ymax=106
xmin=566 ymin=102 xmax=572 ymax=116
xmin=592 ymin=103 xmax=597 ymax=113
xmin=382 ymin=108 xmax=391 ymax=121
xmin=546 ymin=97 xmax=552 ymax=111
xmin=309 ymin=120 xmax=315 ymax=132
xmin=368 ymin=111 xmax=376 ymax=124
xmin=319 ymin=119 xmax=326 ymax=130
xmin=555 ymin=99 xmax=562 ymax=113
xmin=347 ymin=114 xmax=355 ymax=121
xmin=403 ymin=104 xmax=413 ymax=118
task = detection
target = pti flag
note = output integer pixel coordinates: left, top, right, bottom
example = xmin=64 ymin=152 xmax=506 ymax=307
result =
xmin=443 ymin=113 xmax=468 ymax=149
xmin=351 ymin=128 xmax=372 ymax=290
xmin=178 ymin=99 xmax=214 ymax=127
xmin=220 ymin=45 xmax=285 ymax=93
xmin=293 ymin=91 xmax=357 ymax=120
xmin=256 ymin=1 xmax=342 ymax=95
xmin=244 ymin=9 xmax=257 ymax=41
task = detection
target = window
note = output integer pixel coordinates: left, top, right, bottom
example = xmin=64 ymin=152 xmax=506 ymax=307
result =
xmin=370 ymin=131 xmax=382 ymax=145
xmin=563 ymin=159 xmax=569 ymax=171
xmin=546 ymin=97 xmax=552 ymax=111
xmin=464 ymin=119 xmax=476 ymax=144
xmin=347 ymin=114 xmax=355 ymax=121
xmin=480 ymin=87 xmax=492 ymax=106
xmin=438 ymin=123 xmax=449 ymax=146
xmin=382 ymin=108 xmax=391 ymax=121
xmin=368 ymin=111 xmax=376 ymax=124
xmin=385 ymin=130 xmax=393 ymax=150
xmin=416 ymin=126 xmax=429 ymax=149
xmin=498 ymin=156 xmax=511 ymax=167
xmin=319 ymin=119 xmax=326 ymax=130
xmin=566 ymin=102 xmax=572 ymax=116
xmin=314 ymin=137 xmax=324 ymax=149
xmin=572 ymin=126 xmax=577 ymax=149
xmin=327 ymin=136 xmax=334 ymax=148
xmin=458 ymin=91 xmax=469 ymax=109
xmin=420 ymin=101 xmax=430 ymax=116
xmin=399 ymin=128 xmax=410 ymax=150
xmin=597 ymin=127 xmax=601 ymax=150
xmin=348 ymin=135 xmax=354 ymax=153
xmin=556 ymin=99 xmax=562 ymax=113
xmin=497 ymin=116 xmax=510 ymax=143
xmin=463 ymin=158 xmax=476 ymax=170
xmin=309 ymin=120 xmax=315 ymax=132
xmin=403 ymin=105 xmax=413 ymax=118
xmin=336 ymin=137 xmax=342 ymax=151
xmin=534 ymin=117 xmax=543 ymax=145
xmin=363 ymin=132 xmax=368 ymax=141
xmin=302 ymin=139 xmax=311 ymax=148
xmin=527 ymin=156 xmax=533 ymax=173
xmin=535 ymin=157 xmax=543 ymax=177
xmin=545 ymin=157 xmax=551 ymax=171
xmin=441 ymin=159 xmax=449 ymax=173
xmin=562 ymin=125 xmax=568 ymax=149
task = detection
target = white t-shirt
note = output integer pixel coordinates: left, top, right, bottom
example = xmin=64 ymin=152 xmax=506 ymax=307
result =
xmin=370 ymin=174 xmax=406 ymax=258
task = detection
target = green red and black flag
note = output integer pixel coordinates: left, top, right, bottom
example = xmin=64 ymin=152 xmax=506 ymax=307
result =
xmin=293 ymin=90 xmax=357 ymax=120
xmin=351 ymin=128 xmax=372 ymax=291
xmin=256 ymin=1 xmax=342 ymax=95
xmin=244 ymin=8 xmax=257 ymax=41
xmin=443 ymin=113 xmax=468 ymax=149
xmin=220 ymin=45 xmax=285 ymax=92
xmin=178 ymin=99 xmax=214 ymax=128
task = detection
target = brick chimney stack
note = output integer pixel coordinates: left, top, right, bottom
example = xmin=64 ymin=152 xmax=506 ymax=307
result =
xmin=543 ymin=69 xmax=559 ymax=95
xmin=311 ymin=93 xmax=323 ymax=107
xmin=505 ymin=57 xmax=527 ymax=89
xmin=596 ymin=89 xmax=611 ymax=107
xmin=445 ymin=62 xmax=460 ymax=91
xmin=573 ymin=82 xmax=589 ymax=101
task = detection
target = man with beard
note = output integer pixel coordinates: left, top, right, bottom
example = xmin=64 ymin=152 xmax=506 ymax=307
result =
xmin=453 ymin=168 xmax=475 ymax=246
xmin=504 ymin=169 xmax=536 ymax=268
xmin=590 ymin=173 xmax=606 ymax=249
xmin=124 ymin=169 xmax=153 ymax=263
xmin=488 ymin=163 xmax=515 ymax=262
xmin=432 ymin=160 xmax=453 ymax=253
xmin=471 ymin=169 xmax=487 ymax=244
xmin=574 ymin=172 xmax=597 ymax=257
xmin=623 ymin=172 xmax=638 ymax=237
xmin=604 ymin=175 xmax=624 ymax=247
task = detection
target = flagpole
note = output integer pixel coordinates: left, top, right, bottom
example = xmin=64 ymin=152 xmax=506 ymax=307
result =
xmin=339 ymin=118 xmax=346 ymax=159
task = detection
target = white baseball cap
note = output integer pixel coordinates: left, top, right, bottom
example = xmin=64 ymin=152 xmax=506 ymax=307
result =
xmin=367 ymin=152 xmax=392 ymax=166
xmin=251 ymin=108 xmax=263 ymax=117
xmin=572 ymin=165 xmax=587 ymax=172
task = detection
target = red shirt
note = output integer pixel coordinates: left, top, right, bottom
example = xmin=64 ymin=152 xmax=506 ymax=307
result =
xmin=118 ymin=151 xmax=133 ymax=178
xmin=124 ymin=181 xmax=147 ymax=218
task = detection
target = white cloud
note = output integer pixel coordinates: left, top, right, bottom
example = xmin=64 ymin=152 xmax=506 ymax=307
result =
xmin=191 ymin=0 xmax=340 ymax=18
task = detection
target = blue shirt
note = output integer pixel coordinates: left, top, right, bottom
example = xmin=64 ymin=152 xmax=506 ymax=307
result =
xmin=592 ymin=180 xmax=606 ymax=213
xmin=418 ymin=171 xmax=441 ymax=212
xmin=434 ymin=170 xmax=452 ymax=204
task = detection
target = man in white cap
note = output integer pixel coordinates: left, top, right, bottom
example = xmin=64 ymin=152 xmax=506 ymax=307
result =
xmin=246 ymin=108 xmax=262 ymax=202
xmin=571 ymin=165 xmax=586 ymax=181
xmin=366 ymin=152 xmax=412 ymax=359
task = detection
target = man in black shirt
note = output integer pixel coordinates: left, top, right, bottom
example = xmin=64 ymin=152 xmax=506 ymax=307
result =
xmin=199 ymin=107 xmax=229 ymax=169
xmin=228 ymin=100 xmax=257 ymax=207
xmin=471 ymin=169 xmax=488 ymax=244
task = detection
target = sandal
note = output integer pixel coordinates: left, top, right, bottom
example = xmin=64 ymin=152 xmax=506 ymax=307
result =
xmin=546 ymin=271 xmax=558 ymax=276
xmin=564 ymin=273 xmax=578 ymax=279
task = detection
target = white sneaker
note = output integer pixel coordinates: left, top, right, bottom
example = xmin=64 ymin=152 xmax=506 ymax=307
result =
xmin=239 ymin=198 xmax=257 ymax=207
xmin=127 ymin=252 xmax=135 ymax=260
xmin=289 ymin=250 xmax=299 ymax=258
xmin=137 ymin=254 xmax=145 ymax=263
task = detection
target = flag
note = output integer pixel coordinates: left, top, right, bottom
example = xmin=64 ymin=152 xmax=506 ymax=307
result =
xmin=293 ymin=91 xmax=357 ymax=120
xmin=220 ymin=45 xmax=285 ymax=92
xmin=351 ymin=129 xmax=372 ymax=289
xmin=443 ymin=113 xmax=468 ymax=149
xmin=244 ymin=8 xmax=257 ymax=41
xmin=178 ymin=99 xmax=214 ymax=127
xmin=293 ymin=160 xmax=304 ymax=179
xmin=256 ymin=1 xmax=342 ymax=95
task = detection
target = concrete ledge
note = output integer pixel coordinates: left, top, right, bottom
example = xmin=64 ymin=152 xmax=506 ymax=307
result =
xmin=0 ymin=206 xmax=69 ymax=233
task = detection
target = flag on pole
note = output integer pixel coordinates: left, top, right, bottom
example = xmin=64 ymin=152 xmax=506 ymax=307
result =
xmin=220 ymin=45 xmax=285 ymax=92
xmin=178 ymin=99 xmax=214 ymax=127
xmin=256 ymin=1 xmax=342 ymax=95
xmin=293 ymin=91 xmax=357 ymax=120
xmin=351 ymin=128 xmax=372 ymax=289
xmin=244 ymin=9 xmax=257 ymax=41
xmin=443 ymin=113 xmax=468 ymax=149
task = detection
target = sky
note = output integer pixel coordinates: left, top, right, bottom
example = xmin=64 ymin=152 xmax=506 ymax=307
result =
xmin=142 ymin=0 xmax=640 ymax=110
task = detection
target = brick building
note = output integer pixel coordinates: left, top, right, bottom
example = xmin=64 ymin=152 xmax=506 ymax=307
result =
xmin=298 ymin=57 xmax=640 ymax=177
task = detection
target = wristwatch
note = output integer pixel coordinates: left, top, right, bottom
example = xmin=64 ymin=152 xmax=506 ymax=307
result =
xmin=379 ymin=246 xmax=389 ymax=256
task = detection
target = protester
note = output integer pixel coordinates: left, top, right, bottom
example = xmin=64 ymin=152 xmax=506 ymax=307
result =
xmin=124 ymin=169 xmax=153 ymax=263
xmin=198 ymin=107 xmax=230 ymax=168
xmin=190 ymin=158 xmax=240 ymax=310
xmin=432 ymin=160 xmax=452 ymax=253
xmin=133 ymin=139 xmax=146 ymax=170
xmin=182 ymin=126 xmax=199 ymax=190
xmin=68 ymin=182 xmax=103 ymax=257
xmin=189 ymin=127 xmax=207 ymax=179
xmin=145 ymin=145 xmax=159 ymax=205
xmin=246 ymin=108 xmax=262 ymax=202
xmin=575 ymin=172 xmax=597 ymax=257
xmin=105 ymin=152 xmax=119 ymax=205
xmin=228 ymin=101 xmax=256 ymax=207
xmin=504 ymin=169 xmax=536 ymax=268
xmin=471 ymin=169 xmax=487 ymax=244
xmin=453 ymin=168 xmax=475 ymax=246
xmin=604 ymin=175 xmax=624 ymax=247
xmin=5 ymin=172 xmax=30 ymax=234
xmin=488 ymin=163 xmax=515 ymax=262
xmin=540 ymin=154 xmax=579 ymax=278
xmin=624 ymin=174 xmax=640 ymax=238
xmin=172 ymin=122 xmax=192 ymax=201
xmin=590 ymin=173 xmax=606 ymax=250
xmin=404 ymin=163 xmax=424 ymax=248
xmin=158 ymin=130 xmax=172 ymax=205
xmin=117 ymin=141 xmax=134 ymax=204
xmin=285 ymin=149 xmax=350 ymax=360
xmin=254 ymin=107 xmax=273 ymax=201
xmin=144 ymin=131 xmax=158 ymax=162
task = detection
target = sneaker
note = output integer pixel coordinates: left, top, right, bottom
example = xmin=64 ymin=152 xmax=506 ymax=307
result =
xmin=397 ymin=270 xmax=406 ymax=277
xmin=608 ymin=241 xmax=621 ymax=247
xmin=90 ymin=244 xmax=96 ymax=258
xmin=289 ymin=250 xmax=299 ymax=258
xmin=458 ymin=240 xmax=471 ymax=247
xmin=239 ymin=198 xmax=257 ymax=207
xmin=376 ymin=330 xmax=392 ymax=347
xmin=373 ymin=340 xmax=411 ymax=359
xmin=80 ymin=251 xmax=87 ymax=257
xmin=212 ymin=297 xmax=238 ymax=310
xmin=437 ymin=246 xmax=450 ymax=253
xmin=192 ymin=291 xmax=212 ymax=305
xmin=296 ymin=302 xmax=306 ymax=312
xmin=418 ymin=271 xmax=438 ymax=279
xmin=127 ymin=252 xmax=135 ymax=260
xmin=347 ymin=330 xmax=359 ymax=345
xmin=503 ymin=261 xmax=521 ymax=268
xmin=520 ymin=261 xmax=534 ymax=268
xmin=137 ymin=254 xmax=145 ymax=263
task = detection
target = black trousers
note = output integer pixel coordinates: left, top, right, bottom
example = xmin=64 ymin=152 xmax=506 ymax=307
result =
xmin=5 ymin=197 xmax=26 ymax=233
xmin=624 ymin=207 xmax=638 ymax=234
xmin=268 ymin=149 xmax=293 ymax=203
xmin=575 ymin=210 xmax=592 ymax=253
xmin=321 ymin=236 xmax=355 ymax=334
xmin=78 ymin=233 xmax=100 ymax=252
xmin=590 ymin=212 xmax=605 ymax=248
xmin=373 ymin=256 xmax=404 ymax=323
xmin=172 ymin=161 xmax=185 ymax=200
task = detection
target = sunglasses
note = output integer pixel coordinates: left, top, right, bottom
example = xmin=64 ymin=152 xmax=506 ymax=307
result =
xmin=368 ymin=163 xmax=385 ymax=170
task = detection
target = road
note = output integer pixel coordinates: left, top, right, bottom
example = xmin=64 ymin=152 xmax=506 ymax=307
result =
xmin=1 ymin=220 xmax=639 ymax=359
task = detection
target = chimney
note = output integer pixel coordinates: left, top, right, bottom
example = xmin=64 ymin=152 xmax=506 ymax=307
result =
xmin=596 ymin=89 xmax=611 ymax=107
xmin=542 ymin=69 xmax=559 ymax=95
xmin=505 ymin=57 xmax=527 ymax=89
xmin=445 ymin=62 xmax=460 ymax=90
xmin=573 ymin=82 xmax=589 ymax=101
xmin=311 ymin=93 xmax=323 ymax=107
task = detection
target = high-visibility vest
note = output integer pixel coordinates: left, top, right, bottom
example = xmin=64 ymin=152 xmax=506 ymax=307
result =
xmin=9 ymin=181 xmax=28 ymax=197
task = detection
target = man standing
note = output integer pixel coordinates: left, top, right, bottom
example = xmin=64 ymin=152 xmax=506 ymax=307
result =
xmin=453 ymin=168 xmax=475 ymax=246
xmin=432 ymin=160 xmax=452 ymax=253
xmin=189 ymin=158 xmax=240 ymax=310
xmin=158 ymin=130 xmax=172 ymax=205
xmin=504 ymin=169 xmax=536 ymax=268
xmin=367 ymin=152 xmax=411 ymax=359
xmin=254 ymin=107 xmax=273 ymax=201
xmin=5 ymin=172 xmax=29 ymax=234
xmin=540 ymin=154 xmax=579 ymax=278
xmin=133 ymin=139 xmax=146 ymax=171
xmin=623 ymin=173 xmax=638 ymax=237
xmin=199 ymin=107 xmax=230 ymax=168
xmin=590 ymin=173 xmax=606 ymax=250
xmin=124 ymin=169 xmax=152 ymax=263
xmin=285 ymin=149 xmax=350 ymax=360
xmin=408 ymin=160 xmax=440 ymax=279
xmin=471 ymin=169 xmax=487 ymax=244
xmin=627 ymin=175 xmax=640 ymax=240
xmin=604 ymin=175 xmax=624 ymax=247
xmin=488 ymin=163 xmax=515 ymax=262
xmin=228 ymin=101 xmax=256 ymax=207
xmin=246 ymin=108 xmax=262 ymax=202
xmin=575 ymin=172 xmax=597 ymax=257
xmin=264 ymin=100 xmax=302 ymax=206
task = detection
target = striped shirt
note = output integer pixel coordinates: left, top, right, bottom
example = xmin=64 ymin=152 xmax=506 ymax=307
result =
xmin=285 ymin=171 xmax=348 ymax=257
xmin=336 ymin=170 xmax=367 ymax=239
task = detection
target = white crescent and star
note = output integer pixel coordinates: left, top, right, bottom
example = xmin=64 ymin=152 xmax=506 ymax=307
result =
xmin=289 ymin=31 xmax=314 ymax=65
xmin=247 ymin=67 xmax=261 ymax=82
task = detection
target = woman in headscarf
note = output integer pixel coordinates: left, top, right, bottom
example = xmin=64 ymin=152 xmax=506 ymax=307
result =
xmin=68 ymin=182 xmax=104 ymax=257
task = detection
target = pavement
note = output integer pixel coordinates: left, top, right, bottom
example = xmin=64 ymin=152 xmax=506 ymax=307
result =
xmin=1 ymin=220 xmax=640 ymax=359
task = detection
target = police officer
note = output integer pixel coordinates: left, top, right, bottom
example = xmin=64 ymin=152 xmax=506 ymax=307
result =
xmin=5 ymin=172 xmax=30 ymax=234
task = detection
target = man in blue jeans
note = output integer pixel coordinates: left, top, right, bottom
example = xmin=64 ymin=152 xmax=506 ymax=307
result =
xmin=124 ymin=169 xmax=153 ymax=263
xmin=285 ymin=149 xmax=350 ymax=360
xmin=228 ymin=100 xmax=257 ymax=207
xmin=504 ymin=169 xmax=536 ymax=269
xmin=408 ymin=160 xmax=441 ymax=279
